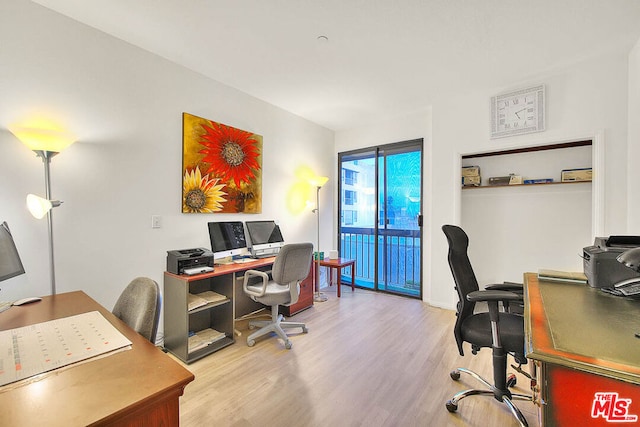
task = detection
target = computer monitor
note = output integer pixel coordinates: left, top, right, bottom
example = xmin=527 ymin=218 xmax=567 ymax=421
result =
xmin=0 ymin=221 xmax=25 ymax=282
xmin=245 ymin=220 xmax=285 ymax=258
xmin=207 ymin=221 xmax=248 ymax=262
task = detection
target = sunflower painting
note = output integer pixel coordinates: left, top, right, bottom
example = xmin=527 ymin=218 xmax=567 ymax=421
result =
xmin=182 ymin=112 xmax=262 ymax=213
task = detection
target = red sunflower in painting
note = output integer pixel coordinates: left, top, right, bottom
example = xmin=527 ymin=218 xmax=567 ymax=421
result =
xmin=198 ymin=122 xmax=261 ymax=188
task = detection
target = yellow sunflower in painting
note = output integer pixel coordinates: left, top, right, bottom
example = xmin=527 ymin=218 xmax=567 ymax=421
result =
xmin=182 ymin=166 xmax=227 ymax=213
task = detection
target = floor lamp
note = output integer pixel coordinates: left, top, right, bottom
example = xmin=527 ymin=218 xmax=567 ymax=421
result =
xmin=310 ymin=175 xmax=329 ymax=302
xmin=10 ymin=125 xmax=75 ymax=296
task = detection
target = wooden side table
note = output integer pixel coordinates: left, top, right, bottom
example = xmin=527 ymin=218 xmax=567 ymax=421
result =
xmin=319 ymin=257 xmax=356 ymax=297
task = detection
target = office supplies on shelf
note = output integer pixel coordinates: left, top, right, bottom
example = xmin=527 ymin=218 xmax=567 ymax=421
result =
xmin=188 ymin=328 xmax=226 ymax=353
xmin=188 ymin=291 xmax=227 ymax=311
xmin=561 ymin=167 xmax=592 ymax=182
xmin=0 ymin=310 xmax=131 ymax=387
xmin=524 ymin=178 xmax=554 ymax=184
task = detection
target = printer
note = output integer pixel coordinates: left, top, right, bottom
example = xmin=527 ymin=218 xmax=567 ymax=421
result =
xmin=583 ymin=236 xmax=640 ymax=288
xmin=167 ymin=248 xmax=214 ymax=275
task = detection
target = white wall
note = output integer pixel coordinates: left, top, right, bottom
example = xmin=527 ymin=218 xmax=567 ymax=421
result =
xmin=0 ymin=0 xmax=335 ymax=336
xmin=337 ymin=51 xmax=632 ymax=309
xmin=629 ymin=39 xmax=640 ymax=232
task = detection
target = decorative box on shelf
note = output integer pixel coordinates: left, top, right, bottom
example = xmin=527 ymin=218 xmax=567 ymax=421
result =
xmin=462 ymin=165 xmax=481 ymax=187
xmin=561 ymin=168 xmax=592 ymax=182
xmin=488 ymin=174 xmax=522 ymax=186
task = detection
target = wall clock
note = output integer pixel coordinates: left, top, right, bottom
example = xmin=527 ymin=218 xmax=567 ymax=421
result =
xmin=490 ymin=85 xmax=545 ymax=139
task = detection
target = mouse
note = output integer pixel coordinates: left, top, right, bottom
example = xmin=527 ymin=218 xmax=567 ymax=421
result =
xmin=12 ymin=296 xmax=42 ymax=306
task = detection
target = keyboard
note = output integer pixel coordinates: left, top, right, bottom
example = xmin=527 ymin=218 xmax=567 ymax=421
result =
xmin=619 ymin=282 xmax=640 ymax=296
xmin=600 ymin=287 xmax=624 ymax=296
xmin=0 ymin=301 xmax=12 ymax=313
xmin=600 ymin=284 xmax=640 ymax=297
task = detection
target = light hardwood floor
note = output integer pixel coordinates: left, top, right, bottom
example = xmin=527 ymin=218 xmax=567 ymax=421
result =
xmin=175 ymin=285 xmax=540 ymax=427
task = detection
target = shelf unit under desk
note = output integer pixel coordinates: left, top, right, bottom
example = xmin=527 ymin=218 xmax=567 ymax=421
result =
xmin=163 ymin=257 xmax=276 ymax=363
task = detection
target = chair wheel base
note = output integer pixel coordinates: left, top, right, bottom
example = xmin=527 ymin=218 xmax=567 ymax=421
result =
xmin=247 ymin=339 xmax=255 ymax=347
xmin=445 ymin=400 xmax=458 ymax=412
xmin=450 ymin=370 xmax=461 ymax=381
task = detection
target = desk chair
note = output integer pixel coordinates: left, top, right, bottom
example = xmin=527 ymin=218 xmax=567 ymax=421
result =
xmin=242 ymin=242 xmax=313 ymax=349
xmin=112 ymin=277 xmax=161 ymax=343
xmin=442 ymin=225 xmax=532 ymax=427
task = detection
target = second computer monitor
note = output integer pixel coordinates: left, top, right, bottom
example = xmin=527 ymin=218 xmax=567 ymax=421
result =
xmin=245 ymin=220 xmax=284 ymax=258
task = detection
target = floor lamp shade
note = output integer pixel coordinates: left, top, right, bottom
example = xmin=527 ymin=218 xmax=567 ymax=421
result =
xmin=27 ymin=194 xmax=61 ymax=219
xmin=9 ymin=126 xmax=75 ymax=153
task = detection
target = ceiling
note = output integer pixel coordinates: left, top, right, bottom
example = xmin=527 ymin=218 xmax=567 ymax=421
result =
xmin=31 ymin=0 xmax=640 ymax=131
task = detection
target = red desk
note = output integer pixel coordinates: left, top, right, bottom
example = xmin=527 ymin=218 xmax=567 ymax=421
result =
xmin=524 ymin=273 xmax=640 ymax=426
xmin=319 ymin=257 xmax=355 ymax=297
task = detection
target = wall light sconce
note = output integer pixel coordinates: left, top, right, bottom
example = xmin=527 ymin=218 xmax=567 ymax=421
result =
xmin=9 ymin=124 xmax=75 ymax=296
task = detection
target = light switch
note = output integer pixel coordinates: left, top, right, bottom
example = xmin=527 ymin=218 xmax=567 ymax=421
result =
xmin=151 ymin=215 xmax=161 ymax=229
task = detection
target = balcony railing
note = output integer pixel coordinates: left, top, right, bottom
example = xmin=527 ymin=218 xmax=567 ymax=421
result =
xmin=338 ymin=227 xmax=421 ymax=298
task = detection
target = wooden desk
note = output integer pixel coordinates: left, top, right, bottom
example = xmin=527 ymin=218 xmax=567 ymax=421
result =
xmin=165 ymin=256 xmax=314 ymax=363
xmin=319 ymin=257 xmax=355 ymax=297
xmin=0 ymin=291 xmax=194 ymax=427
xmin=524 ymin=273 xmax=640 ymax=426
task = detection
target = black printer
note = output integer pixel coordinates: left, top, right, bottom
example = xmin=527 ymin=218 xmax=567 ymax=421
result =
xmin=167 ymin=248 xmax=214 ymax=275
xmin=583 ymin=236 xmax=640 ymax=288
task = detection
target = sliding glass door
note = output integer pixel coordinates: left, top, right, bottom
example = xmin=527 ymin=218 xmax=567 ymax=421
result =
xmin=338 ymin=139 xmax=423 ymax=298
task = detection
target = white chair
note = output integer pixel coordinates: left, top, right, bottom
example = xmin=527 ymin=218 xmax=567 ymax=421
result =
xmin=243 ymin=242 xmax=313 ymax=349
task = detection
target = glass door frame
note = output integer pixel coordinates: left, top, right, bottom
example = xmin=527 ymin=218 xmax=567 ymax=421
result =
xmin=337 ymin=138 xmax=423 ymax=299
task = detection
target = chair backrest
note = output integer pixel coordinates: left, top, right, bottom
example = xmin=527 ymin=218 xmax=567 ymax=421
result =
xmin=442 ymin=225 xmax=480 ymax=354
xmin=112 ymin=277 xmax=161 ymax=343
xmin=271 ymin=242 xmax=314 ymax=304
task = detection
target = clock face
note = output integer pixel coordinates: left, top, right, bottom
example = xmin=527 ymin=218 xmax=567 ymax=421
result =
xmin=491 ymin=85 xmax=545 ymax=138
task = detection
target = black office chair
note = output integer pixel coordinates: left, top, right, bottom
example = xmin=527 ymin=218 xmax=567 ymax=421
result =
xmin=442 ymin=225 xmax=532 ymax=427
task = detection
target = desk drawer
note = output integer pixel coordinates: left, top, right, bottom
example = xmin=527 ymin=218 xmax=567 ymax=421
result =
xmin=538 ymin=361 xmax=640 ymax=425
xmin=281 ymin=264 xmax=314 ymax=316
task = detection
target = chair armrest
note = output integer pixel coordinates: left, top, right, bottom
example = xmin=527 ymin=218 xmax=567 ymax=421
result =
xmin=242 ymin=270 xmax=269 ymax=297
xmin=468 ymin=289 xmax=524 ymax=323
xmin=484 ymin=282 xmax=523 ymax=293
xmin=467 ymin=289 xmax=522 ymax=303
